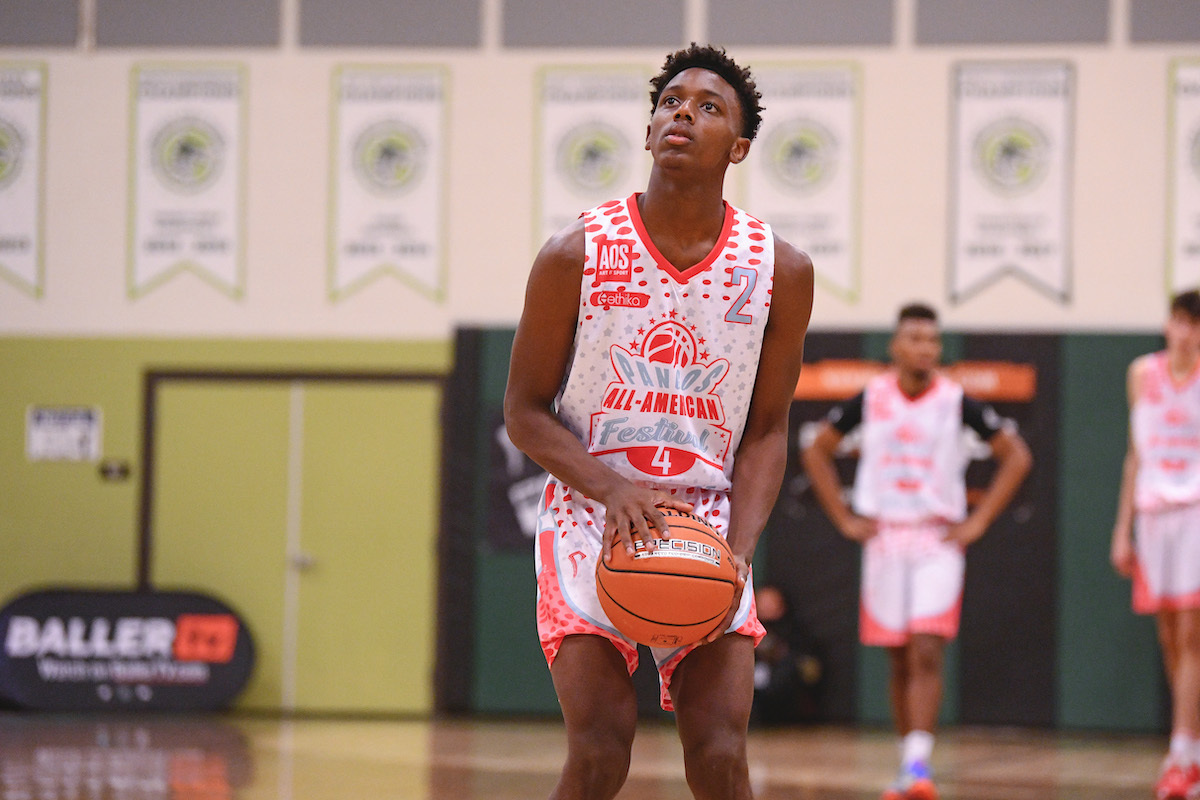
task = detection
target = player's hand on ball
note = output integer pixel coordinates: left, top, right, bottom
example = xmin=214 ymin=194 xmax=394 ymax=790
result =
xmin=704 ymin=555 xmax=750 ymax=644
xmin=600 ymin=484 xmax=694 ymax=563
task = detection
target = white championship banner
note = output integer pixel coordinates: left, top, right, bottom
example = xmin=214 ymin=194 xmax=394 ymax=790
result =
xmin=1170 ymin=60 xmax=1200 ymax=294
xmin=743 ymin=64 xmax=860 ymax=300
xmin=536 ymin=67 xmax=650 ymax=248
xmin=129 ymin=65 xmax=245 ymax=299
xmin=330 ymin=65 xmax=447 ymax=301
xmin=0 ymin=63 xmax=46 ymax=298
xmin=950 ymin=62 xmax=1074 ymax=304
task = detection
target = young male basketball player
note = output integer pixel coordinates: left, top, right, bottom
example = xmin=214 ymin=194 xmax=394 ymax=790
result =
xmin=1111 ymin=289 xmax=1200 ymax=800
xmin=801 ymin=303 xmax=1031 ymax=800
xmin=504 ymin=44 xmax=814 ymax=800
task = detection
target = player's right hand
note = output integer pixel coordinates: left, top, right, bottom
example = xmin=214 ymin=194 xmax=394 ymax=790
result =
xmin=1110 ymin=528 xmax=1136 ymax=578
xmin=600 ymin=484 xmax=694 ymax=563
xmin=837 ymin=514 xmax=878 ymax=543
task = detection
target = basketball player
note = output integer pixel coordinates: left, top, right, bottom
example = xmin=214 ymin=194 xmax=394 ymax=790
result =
xmin=801 ymin=303 xmax=1031 ymax=800
xmin=1111 ymin=289 xmax=1200 ymax=800
xmin=504 ymin=44 xmax=813 ymax=800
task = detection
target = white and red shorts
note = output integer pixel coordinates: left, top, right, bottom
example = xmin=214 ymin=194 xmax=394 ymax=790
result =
xmin=534 ymin=477 xmax=764 ymax=711
xmin=859 ymin=519 xmax=965 ymax=647
xmin=1133 ymin=503 xmax=1200 ymax=614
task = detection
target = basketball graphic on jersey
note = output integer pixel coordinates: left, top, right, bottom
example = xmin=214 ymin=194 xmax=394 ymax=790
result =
xmin=644 ymin=322 xmax=696 ymax=367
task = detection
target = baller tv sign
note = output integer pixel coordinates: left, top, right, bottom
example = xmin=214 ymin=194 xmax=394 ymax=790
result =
xmin=0 ymin=589 xmax=254 ymax=711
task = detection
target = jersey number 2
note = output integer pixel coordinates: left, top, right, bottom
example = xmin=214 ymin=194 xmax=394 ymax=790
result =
xmin=724 ymin=267 xmax=757 ymax=324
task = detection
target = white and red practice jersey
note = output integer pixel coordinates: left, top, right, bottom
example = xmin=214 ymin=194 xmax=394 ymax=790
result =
xmin=851 ymin=372 xmax=971 ymax=523
xmin=1132 ymin=351 xmax=1200 ymax=511
xmin=553 ymin=193 xmax=775 ymax=492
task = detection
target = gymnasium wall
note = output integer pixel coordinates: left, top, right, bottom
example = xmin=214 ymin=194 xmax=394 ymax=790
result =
xmin=0 ymin=0 xmax=1198 ymax=337
xmin=443 ymin=327 xmax=1169 ymax=733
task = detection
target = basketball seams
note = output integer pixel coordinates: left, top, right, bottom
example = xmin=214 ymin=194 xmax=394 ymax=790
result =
xmin=597 ymin=564 xmax=735 ymax=585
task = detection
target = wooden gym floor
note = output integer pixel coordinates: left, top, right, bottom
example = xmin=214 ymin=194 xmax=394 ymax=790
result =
xmin=0 ymin=713 xmax=1166 ymax=799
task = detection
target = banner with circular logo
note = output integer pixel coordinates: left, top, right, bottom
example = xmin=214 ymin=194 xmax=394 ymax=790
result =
xmin=1170 ymin=60 xmax=1200 ymax=295
xmin=742 ymin=64 xmax=861 ymax=301
xmin=0 ymin=588 xmax=254 ymax=711
xmin=950 ymin=61 xmax=1074 ymax=304
xmin=330 ymin=65 xmax=447 ymax=302
xmin=128 ymin=64 xmax=245 ymax=299
xmin=536 ymin=67 xmax=650 ymax=249
xmin=0 ymin=63 xmax=45 ymax=299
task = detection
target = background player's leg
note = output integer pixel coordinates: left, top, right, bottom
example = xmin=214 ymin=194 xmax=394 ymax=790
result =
xmin=1169 ymin=610 xmax=1200 ymax=752
xmin=671 ymin=635 xmax=756 ymax=800
xmin=1159 ymin=610 xmax=1181 ymax=691
xmin=905 ymin=634 xmax=945 ymax=733
xmin=548 ymin=635 xmax=638 ymax=800
xmin=886 ymin=645 xmax=911 ymax=734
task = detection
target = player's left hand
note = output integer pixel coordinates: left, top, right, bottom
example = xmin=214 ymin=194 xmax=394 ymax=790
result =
xmin=944 ymin=517 xmax=986 ymax=547
xmin=703 ymin=556 xmax=751 ymax=644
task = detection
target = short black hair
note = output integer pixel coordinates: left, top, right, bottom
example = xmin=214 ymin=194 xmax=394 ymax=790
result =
xmin=1171 ymin=289 xmax=1200 ymax=322
xmin=648 ymin=43 xmax=764 ymax=141
xmin=897 ymin=302 xmax=939 ymax=325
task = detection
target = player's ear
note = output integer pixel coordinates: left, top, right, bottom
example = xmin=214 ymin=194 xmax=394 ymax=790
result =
xmin=645 ymin=123 xmax=652 ymax=151
xmin=729 ymin=136 xmax=750 ymax=164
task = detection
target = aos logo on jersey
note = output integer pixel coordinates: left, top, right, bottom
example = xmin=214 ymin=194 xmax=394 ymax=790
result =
xmin=593 ymin=234 xmax=634 ymax=283
xmin=0 ymin=117 xmax=23 ymax=190
xmin=150 ymin=117 xmax=225 ymax=194
xmin=764 ymin=116 xmax=838 ymax=195
xmin=353 ymin=119 xmax=426 ymax=195
xmin=972 ymin=117 xmax=1049 ymax=195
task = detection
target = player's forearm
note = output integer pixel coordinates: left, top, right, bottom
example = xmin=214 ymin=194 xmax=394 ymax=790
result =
xmin=727 ymin=427 xmax=789 ymax=565
xmin=504 ymin=404 xmax=630 ymax=504
xmin=1112 ymin=450 xmax=1138 ymax=539
xmin=801 ymin=445 xmax=852 ymax=526
xmin=968 ymin=439 xmax=1031 ymax=530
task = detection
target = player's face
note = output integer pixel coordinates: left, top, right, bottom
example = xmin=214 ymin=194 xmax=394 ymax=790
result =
xmin=646 ymin=68 xmax=750 ymax=168
xmin=890 ymin=318 xmax=942 ymax=378
xmin=1164 ymin=310 xmax=1200 ymax=354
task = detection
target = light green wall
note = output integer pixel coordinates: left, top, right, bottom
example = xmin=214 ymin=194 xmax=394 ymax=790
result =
xmin=0 ymin=336 xmax=450 ymax=712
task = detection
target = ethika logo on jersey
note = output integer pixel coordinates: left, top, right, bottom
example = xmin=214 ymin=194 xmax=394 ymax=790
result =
xmin=590 ymin=286 xmax=649 ymax=310
xmin=593 ymin=235 xmax=634 ymax=283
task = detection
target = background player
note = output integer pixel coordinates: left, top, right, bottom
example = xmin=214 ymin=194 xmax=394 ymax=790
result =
xmin=801 ymin=302 xmax=1031 ymax=800
xmin=1111 ymin=289 xmax=1200 ymax=800
xmin=504 ymin=44 xmax=814 ymax=800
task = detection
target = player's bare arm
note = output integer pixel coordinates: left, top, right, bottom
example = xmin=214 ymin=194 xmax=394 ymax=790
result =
xmin=945 ymin=427 xmax=1032 ymax=546
xmin=1111 ymin=357 xmax=1148 ymax=576
xmin=503 ymin=221 xmax=692 ymax=563
xmin=705 ymin=235 xmax=813 ymax=642
xmin=801 ymin=422 xmax=878 ymax=543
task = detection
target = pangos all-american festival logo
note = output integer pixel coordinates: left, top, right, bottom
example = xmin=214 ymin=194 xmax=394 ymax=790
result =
xmin=589 ymin=312 xmax=733 ymax=478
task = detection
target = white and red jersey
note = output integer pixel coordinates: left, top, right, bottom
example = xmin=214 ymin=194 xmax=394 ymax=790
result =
xmin=1132 ymin=351 xmax=1200 ymax=511
xmin=851 ymin=371 xmax=971 ymax=523
xmin=553 ymin=193 xmax=775 ymax=492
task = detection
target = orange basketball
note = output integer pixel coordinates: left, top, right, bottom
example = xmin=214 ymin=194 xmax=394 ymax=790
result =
xmin=596 ymin=509 xmax=737 ymax=648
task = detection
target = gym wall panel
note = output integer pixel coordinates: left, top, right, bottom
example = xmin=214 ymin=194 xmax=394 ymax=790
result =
xmin=95 ymin=0 xmax=280 ymax=48
xmin=299 ymin=0 xmax=482 ymax=48
xmin=708 ymin=0 xmax=894 ymax=47
xmin=1129 ymin=0 xmax=1200 ymax=44
xmin=0 ymin=0 xmax=77 ymax=47
xmin=502 ymin=0 xmax=685 ymax=48
xmin=447 ymin=327 xmax=1173 ymax=732
xmin=915 ymin=0 xmax=1110 ymax=45
xmin=1057 ymin=333 xmax=1165 ymax=731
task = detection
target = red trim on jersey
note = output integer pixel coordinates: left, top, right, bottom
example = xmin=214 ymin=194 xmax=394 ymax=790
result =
xmin=889 ymin=371 xmax=942 ymax=404
xmin=859 ymin=593 xmax=962 ymax=645
xmin=625 ymin=192 xmax=735 ymax=283
xmin=1159 ymin=351 xmax=1200 ymax=393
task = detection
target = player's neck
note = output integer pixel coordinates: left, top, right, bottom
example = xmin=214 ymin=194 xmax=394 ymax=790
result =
xmin=639 ymin=170 xmax=728 ymax=234
xmin=897 ymin=370 xmax=933 ymax=399
xmin=1166 ymin=347 xmax=1200 ymax=381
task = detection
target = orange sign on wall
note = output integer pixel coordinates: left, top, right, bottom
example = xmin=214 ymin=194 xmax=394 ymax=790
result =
xmin=794 ymin=360 xmax=1037 ymax=403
